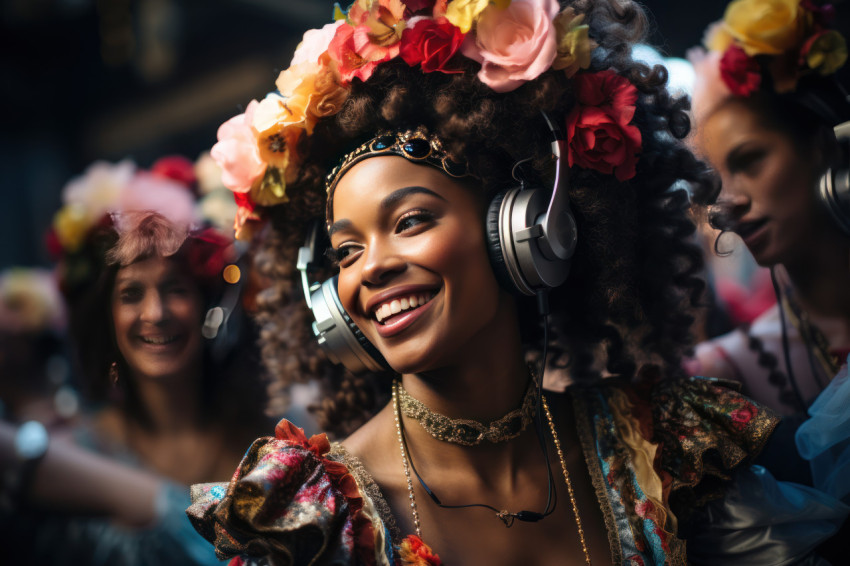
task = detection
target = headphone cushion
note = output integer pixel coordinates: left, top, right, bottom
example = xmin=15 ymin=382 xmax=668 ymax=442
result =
xmin=485 ymin=189 xmax=520 ymax=293
xmin=341 ymin=307 xmax=389 ymax=370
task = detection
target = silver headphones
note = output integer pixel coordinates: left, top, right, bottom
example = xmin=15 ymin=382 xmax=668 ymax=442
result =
xmin=297 ymin=113 xmax=577 ymax=373
xmin=819 ymin=120 xmax=850 ymax=236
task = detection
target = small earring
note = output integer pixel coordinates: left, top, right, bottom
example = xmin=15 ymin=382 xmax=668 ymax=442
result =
xmin=109 ymin=362 xmax=119 ymax=387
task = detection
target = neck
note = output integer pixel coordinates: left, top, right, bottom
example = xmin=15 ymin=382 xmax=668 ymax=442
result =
xmin=129 ymin=369 xmax=203 ymax=433
xmin=398 ymin=297 xmax=541 ymax=482
xmin=782 ymin=237 xmax=850 ymax=321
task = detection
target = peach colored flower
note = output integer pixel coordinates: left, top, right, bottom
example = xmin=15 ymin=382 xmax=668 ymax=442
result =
xmin=445 ymin=0 xmax=511 ymax=34
xmin=552 ymin=7 xmax=595 ymax=78
xmin=210 ymin=100 xmax=266 ymax=194
xmin=291 ymin=20 xmax=346 ymax=66
xmin=309 ymin=54 xmax=350 ymax=120
xmin=343 ymin=0 xmax=407 ymax=68
xmin=461 ymin=0 xmax=559 ymax=93
xmin=329 ymin=22 xmax=394 ymax=84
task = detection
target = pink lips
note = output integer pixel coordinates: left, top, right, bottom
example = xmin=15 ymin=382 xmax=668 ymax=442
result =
xmin=372 ymin=293 xmax=437 ymax=338
xmin=735 ymin=218 xmax=770 ymax=247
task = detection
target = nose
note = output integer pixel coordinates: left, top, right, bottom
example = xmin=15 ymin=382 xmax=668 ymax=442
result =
xmin=360 ymin=238 xmax=405 ymax=287
xmin=140 ymin=290 xmax=167 ymax=323
xmin=716 ymin=175 xmax=751 ymax=214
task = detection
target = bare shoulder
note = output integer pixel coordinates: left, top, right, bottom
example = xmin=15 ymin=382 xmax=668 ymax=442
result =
xmin=340 ymin=403 xmax=400 ymax=485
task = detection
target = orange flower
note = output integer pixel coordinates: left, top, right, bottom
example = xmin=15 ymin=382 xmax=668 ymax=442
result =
xmin=398 ymin=535 xmax=442 ymax=566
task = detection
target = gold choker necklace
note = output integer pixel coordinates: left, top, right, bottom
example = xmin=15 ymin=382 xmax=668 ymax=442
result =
xmin=396 ymin=379 xmax=536 ymax=446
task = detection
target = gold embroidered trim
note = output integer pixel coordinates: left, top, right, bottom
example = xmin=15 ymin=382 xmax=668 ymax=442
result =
xmin=397 ymin=379 xmax=536 ymax=446
xmin=571 ymin=390 xmax=623 ymax=566
xmin=329 ymin=443 xmax=401 ymax=544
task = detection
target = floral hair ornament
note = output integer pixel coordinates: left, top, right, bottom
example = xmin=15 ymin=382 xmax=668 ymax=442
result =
xmin=692 ymin=0 xmax=847 ymax=113
xmin=210 ymin=0 xmax=605 ymax=240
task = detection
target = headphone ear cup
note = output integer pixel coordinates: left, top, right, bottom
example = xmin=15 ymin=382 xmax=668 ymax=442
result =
xmin=486 ymin=189 xmax=522 ymax=293
xmin=819 ymin=123 xmax=850 ymax=236
xmin=309 ymin=276 xmax=389 ymax=374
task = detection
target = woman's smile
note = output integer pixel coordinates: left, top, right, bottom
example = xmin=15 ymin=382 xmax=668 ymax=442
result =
xmin=329 ymin=155 xmax=508 ymax=373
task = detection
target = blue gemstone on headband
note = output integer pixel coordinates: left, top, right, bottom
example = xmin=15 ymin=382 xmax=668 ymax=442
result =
xmin=373 ymin=136 xmax=394 ymax=150
xmin=403 ymin=139 xmax=430 ymax=158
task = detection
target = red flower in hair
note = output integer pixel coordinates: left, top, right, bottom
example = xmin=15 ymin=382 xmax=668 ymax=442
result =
xmin=151 ymin=155 xmax=197 ymax=190
xmin=719 ymin=45 xmax=762 ymax=96
xmin=328 ymin=22 xmax=393 ymax=84
xmin=400 ymin=18 xmax=466 ymax=74
xmin=565 ymin=70 xmax=642 ymax=181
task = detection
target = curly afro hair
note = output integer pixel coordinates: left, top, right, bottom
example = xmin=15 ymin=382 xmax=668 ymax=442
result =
xmin=253 ymin=0 xmax=713 ymax=437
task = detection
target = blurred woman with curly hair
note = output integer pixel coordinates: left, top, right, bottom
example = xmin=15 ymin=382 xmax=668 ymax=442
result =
xmin=189 ymin=1 xmax=848 ymax=564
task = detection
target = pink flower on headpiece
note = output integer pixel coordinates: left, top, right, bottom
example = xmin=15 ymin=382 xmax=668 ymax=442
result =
xmin=210 ymin=100 xmax=267 ymax=194
xmin=291 ymin=20 xmax=346 ymax=66
xmin=460 ymin=0 xmax=559 ymax=93
xmin=115 ymin=171 xmax=198 ymax=234
xmin=329 ymin=22 xmax=393 ymax=84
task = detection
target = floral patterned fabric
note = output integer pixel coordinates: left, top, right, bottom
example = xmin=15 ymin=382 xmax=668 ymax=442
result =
xmin=187 ymin=377 xmax=778 ymax=565
xmin=570 ymin=375 xmax=777 ymax=565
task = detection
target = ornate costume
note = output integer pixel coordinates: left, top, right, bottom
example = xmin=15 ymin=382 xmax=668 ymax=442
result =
xmin=188 ymin=376 xmax=847 ymax=565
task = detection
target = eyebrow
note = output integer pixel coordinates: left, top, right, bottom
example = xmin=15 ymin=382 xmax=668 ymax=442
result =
xmin=328 ymin=186 xmax=447 ymax=238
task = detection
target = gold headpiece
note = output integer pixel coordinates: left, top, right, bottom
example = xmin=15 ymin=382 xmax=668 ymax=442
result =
xmin=325 ymin=127 xmax=470 ymax=199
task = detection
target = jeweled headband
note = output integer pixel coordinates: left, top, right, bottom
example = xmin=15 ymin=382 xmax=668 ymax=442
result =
xmin=325 ymin=127 xmax=471 ymax=221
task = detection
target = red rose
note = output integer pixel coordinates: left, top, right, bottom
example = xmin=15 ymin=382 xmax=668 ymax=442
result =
xmin=151 ymin=155 xmax=197 ymax=190
xmin=565 ymin=71 xmax=642 ymax=181
xmin=719 ymin=45 xmax=762 ymax=96
xmin=400 ymin=18 xmax=466 ymax=74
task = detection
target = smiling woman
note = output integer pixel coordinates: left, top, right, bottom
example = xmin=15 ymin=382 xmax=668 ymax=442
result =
xmin=0 ymin=157 xmax=272 ymax=566
xmin=188 ymin=1 xmax=848 ymax=565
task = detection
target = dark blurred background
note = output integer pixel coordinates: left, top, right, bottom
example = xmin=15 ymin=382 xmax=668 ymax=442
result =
xmin=1 ymin=0 xmax=845 ymax=270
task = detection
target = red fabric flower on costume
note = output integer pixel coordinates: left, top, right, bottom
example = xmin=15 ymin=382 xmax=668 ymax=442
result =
xmin=565 ymin=70 xmax=642 ymax=181
xmin=400 ymin=18 xmax=466 ymax=74
xmin=719 ymin=45 xmax=762 ymax=96
xmin=399 ymin=535 xmax=442 ymax=566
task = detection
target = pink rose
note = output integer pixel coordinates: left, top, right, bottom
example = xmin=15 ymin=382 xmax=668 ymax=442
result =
xmin=290 ymin=20 xmax=345 ymax=66
xmin=210 ymin=100 xmax=266 ymax=194
xmin=460 ymin=0 xmax=560 ymax=93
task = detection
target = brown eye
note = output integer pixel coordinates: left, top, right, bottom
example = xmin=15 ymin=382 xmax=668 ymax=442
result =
xmin=396 ymin=210 xmax=434 ymax=233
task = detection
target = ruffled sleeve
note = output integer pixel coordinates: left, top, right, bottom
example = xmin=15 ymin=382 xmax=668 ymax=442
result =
xmin=647 ymin=376 xmax=778 ymax=519
xmin=186 ymin=420 xmax=388 ymax=566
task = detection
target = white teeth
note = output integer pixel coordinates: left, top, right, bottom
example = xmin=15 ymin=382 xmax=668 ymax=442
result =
xmin=374 ymin=292 xmax=435 ymax=322
xmin=142 ymin=336 xmax=176 ymax=345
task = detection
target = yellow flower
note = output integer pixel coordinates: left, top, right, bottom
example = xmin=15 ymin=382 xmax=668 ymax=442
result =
xmin=552 ymin=8 xmax=595 ymax=77
xmin=720 ymin=0 xmax=806 ymax=56
xmin=805 ymin=30 xmax=848 ymax=75
xmin=445 ymin=0 xmax=511 ymax=34
xmin=704 ymin=20 xmax=734 ymax=52
xmin=53 ymin=204 xmax=91 ymax=253
xmin=249 ymin=166 xmax=291 ymax=207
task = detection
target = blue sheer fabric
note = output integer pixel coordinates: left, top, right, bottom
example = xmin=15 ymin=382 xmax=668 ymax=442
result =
xmin=796 ymin=355 xmax=850 ymax=505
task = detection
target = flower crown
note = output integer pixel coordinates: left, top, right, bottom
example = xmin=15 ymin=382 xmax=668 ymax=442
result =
xmin=210 ymin=0 xmax=651 ymax=240
xmin=691 ymin=0 xmax=847 ymax=121
xmin=48 ymin=156 xmax=235 ymax=290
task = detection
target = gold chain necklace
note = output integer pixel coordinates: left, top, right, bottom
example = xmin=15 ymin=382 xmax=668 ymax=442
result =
xmin=391 ymin=382 xmax=592 ymax=565
xmin=396 ymin=379 xmax=536 ymax=446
